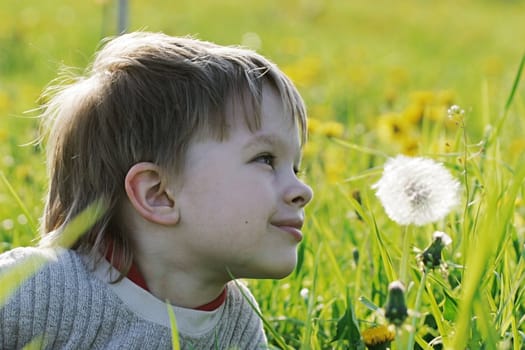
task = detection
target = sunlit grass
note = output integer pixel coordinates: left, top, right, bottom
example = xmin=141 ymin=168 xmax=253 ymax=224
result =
xmin=1 ymin=1 xmax=525 ymax=349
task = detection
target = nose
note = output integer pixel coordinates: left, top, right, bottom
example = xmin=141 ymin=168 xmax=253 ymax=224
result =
xmin=285 ymin=178 xmax=313 ymax=208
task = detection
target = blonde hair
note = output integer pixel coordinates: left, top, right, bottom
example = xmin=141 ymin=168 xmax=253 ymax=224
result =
xmin=39 ymin=31 xmax=307 ymax=277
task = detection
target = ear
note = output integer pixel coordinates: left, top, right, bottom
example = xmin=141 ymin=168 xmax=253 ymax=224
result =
xmin=124 ymin=162 xmax=180 ymax=225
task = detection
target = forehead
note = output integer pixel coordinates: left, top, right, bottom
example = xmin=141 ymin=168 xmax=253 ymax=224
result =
xmin=238 ymin=87 xmax=302 ymax=161
xmin=227 ymin=84 xmax=299 ymax=137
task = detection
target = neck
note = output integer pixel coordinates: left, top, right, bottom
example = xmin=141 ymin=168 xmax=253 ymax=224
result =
xmin=134 ymin=251 xmax=228 ymax=309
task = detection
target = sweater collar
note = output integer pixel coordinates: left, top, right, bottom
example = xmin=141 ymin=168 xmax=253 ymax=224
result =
xmin=105 ymin=242 xmax=226 ymax=311
xmin=88 ymin=254 xmax=228 ymax=336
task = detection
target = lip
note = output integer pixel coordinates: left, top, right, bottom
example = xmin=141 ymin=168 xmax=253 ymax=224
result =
xmin=272 ymin=219 xmax=304 ymax=242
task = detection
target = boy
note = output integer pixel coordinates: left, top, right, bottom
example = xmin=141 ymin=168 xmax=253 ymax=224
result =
xmin=0 ymin=31 xmax=313 ymax=349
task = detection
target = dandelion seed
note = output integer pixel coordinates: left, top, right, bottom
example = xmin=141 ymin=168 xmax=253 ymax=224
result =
xmin=362 ymin=324 xmax=396 ymax=350
xmin=384 ymin=280 xmax=408 ymax=327
xmin=372 ymin=155 xmax=460 ymax=226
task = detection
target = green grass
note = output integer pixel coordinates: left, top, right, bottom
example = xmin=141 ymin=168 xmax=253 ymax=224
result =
xmin=1 ymin=0 xmax=525 ymax=348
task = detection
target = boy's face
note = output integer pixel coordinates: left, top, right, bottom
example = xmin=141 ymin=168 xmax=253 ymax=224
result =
xmin=172 ymin=85 xmax=313 ymax=281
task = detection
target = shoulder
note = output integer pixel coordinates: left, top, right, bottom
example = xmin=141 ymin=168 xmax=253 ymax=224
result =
xmin=0 ymin=246 xmax=61 ymax=281
xmin=0 ymin=246 xmax=90 ymax=275
xmin=220 ymin=281 xmax=268 ymax=346
xmin=0 ymin=246 xmax=59 ymax=268
xmin=226 ymin=280 xmax=261 ymax=309
xmin=0 ymin=247 xmax=91 ymax=299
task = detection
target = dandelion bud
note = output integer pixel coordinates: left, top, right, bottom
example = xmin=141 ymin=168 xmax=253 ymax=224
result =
xmin=352 ymin=190 xmax=364 ymax=221
xmin=418 ymin=231 xmax=452 ymax=271
xmin=352 ymin=247 xmax=360 ymax=265
xmin=384 ymin=281 xmax=408 ymax=327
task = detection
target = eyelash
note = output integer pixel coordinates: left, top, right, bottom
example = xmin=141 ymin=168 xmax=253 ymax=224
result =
xmin=254 ymin=153 xmax=275 ymax=168
xmin=254 ymin=153 xmax=302 ymax=175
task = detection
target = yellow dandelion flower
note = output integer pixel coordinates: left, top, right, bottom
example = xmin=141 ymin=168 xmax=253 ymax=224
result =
xmin=383 ymin=87 xmax=398 ymax=107
xmin=400 ymin=137 xmax=419 ymax=156
xmin=345 ymin=65 xmax=370 ymax=87
xmin=387 ymin=66 xmax=409 ymax=86
xmin=362 ymin=325 xmax=395 ymax=350
xmin=482 ymin=56 xmax=504 ymax=76
xmin=403 ymin=103 xmax=424 ymax=125
xmin=510 ymin=139 xmax=525 ymax=159
xmin=436 ymin=90 xmax=455 ymax=106
xmin=427 ymin=105 xmax=447 ymax=122
xmin=302 ymin=141 xmax=319 ymax=159
xmin=308 ymin=104 xmax=333 ymax=121
xmin=375 ymin=113 xmax=412 ymax=144
xmin=324 ymin=148 xmax=345 ymax=183
xmin=0 ymin=91 xmax=10 ymax=112
xmin=282 ymin=56 xmax=320 ymax=87
xmin=409 ymin=90 xmax=435 ymax=106
xmin=307 ymin=117 xmax=322 ymax=135
xmin=15 ymin=164 xmax=33 ymax=183
xmin=319 ymin=121 xmax=344 ymax=138
xmin=325 ymin=163 xmax=345 ymax=184
xmin=280 ymin=37 xmax=303 ymax=55
xmin=0 ymin=128 xmax=8 ymax=142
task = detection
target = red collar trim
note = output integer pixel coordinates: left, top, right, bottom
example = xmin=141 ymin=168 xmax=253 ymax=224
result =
xmin=126 ymin=261 xmax=150 ymax=291
xmin=105 ymin=241 xmax=226 ymax=310
xmin=105 ymin=242 xmax=150 ymax=291
xmin=195 ymin=287 xmax=227 ymax=311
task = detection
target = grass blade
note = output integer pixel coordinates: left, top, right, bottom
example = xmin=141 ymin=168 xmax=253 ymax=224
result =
xmin=166 ymin=302 xmax=181 ymax=350
xmin=504 ymin=52 xmax=525 ymax=113
xmin=0 ymin=250 xmax=54 ymax=306
xmin=0 ymin=171 xmax=37 ymax=233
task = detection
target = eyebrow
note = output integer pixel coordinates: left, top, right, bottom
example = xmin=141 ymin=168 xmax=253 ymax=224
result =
xmin=244 ymin=134 xmax=282 ymax=150
xmin=244 ymin=134 xmax=302 ymax=163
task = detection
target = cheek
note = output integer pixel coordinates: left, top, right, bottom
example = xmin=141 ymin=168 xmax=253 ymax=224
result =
xmin=180 ymin=164 xmax=277 ymax=222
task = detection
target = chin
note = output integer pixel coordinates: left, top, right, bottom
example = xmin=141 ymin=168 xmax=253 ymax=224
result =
xmin=268 ymin=267 xmax=295 ymax=279
xmin=233 ymin=252 xmax=297 ymax=279
xmin=258 ymin=257 xmax=297 ymax=279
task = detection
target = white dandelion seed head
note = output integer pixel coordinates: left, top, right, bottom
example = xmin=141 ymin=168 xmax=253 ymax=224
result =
xmin=300 ymin=287 xmax=309 ymax=300
xmin=447 ymin=105 xmax=465 ymax=119
xmin=433 ymin=231 xmax=452 ymax=246
xmin=388 ymin=280 xmax=405 ymax=292
xmin=372 ymin=155 xmax=461 ymax=226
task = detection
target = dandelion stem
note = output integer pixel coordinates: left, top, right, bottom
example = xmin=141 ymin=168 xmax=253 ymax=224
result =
xmin=396 ymin=329 xmax=404 ymax=350
xmin=399 ymin=226 xmax=411 ymax=284
xmin=461 ymin=119 xmax=470 ymax=280
xmin=407 ymin=271 xmax=427 ymax=349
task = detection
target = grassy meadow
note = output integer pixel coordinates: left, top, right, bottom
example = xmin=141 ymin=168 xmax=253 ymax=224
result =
xmin=1 ymin=0 xmax=525 ymax=349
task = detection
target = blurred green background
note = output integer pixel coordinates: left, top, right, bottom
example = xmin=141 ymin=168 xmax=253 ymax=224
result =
xmin=1 ymin=2 xmax=525 ymax=348
xmin=1 ymin=0 xmax=524 ymax=244
xmin=1 ymin=0 xmax=524 ymax=241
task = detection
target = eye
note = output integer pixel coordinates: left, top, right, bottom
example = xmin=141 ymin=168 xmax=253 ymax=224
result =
xmin=254 ymin=153 xmax=275 ymax=168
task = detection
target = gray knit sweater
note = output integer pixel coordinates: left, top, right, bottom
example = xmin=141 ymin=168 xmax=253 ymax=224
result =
xmin=0 ymin=247 xmax=268 ymax=349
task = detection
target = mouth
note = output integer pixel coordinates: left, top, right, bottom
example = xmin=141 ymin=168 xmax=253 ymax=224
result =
xmin=272 ymin=219 xmax=304 ymax=242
